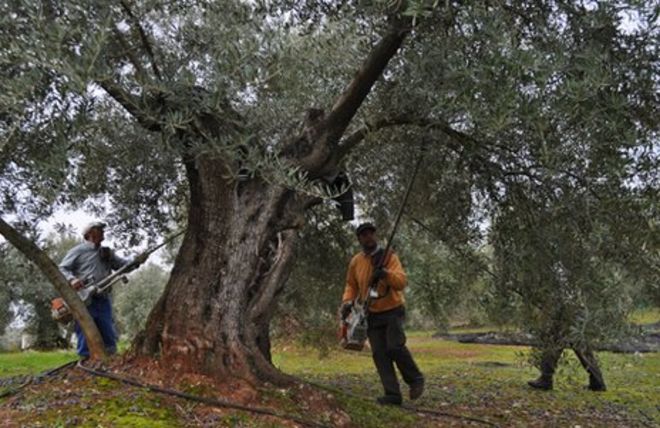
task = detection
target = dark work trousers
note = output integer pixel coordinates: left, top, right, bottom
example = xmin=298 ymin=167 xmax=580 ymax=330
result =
xmin=367 ymin=306 xmax=423 ymax=399
xmin=539 ymin=346 xmax=605 ymax=386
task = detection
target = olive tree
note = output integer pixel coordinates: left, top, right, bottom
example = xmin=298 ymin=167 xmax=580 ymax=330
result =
xmin=1 ymin=0 xmax=656 ymax=384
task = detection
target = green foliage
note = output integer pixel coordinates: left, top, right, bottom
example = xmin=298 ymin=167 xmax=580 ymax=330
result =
xmin=0 ymin=233 xmax=78 ymax=349
xmin=488 ymin=182 xmax=655 ymax=356
xmin=0 ymin=0 xmax=657 ymax=375
xmin=338 ymin=0 xmax=659 ymax=362
xmin=0 ymin=0 xmax=385 ymax=237
xmin=401 ymin=230 xmax=490 ymax=331
xmin=113 ymin=263 xmax=168 ymax=340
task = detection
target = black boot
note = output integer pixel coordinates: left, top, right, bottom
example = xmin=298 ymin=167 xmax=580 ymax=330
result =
xmin=574 ymin=348 xmax=607 ymax=392
xmin=409 ymin=378 xmax=424 ymax=400
xmin=376 ymin=395 xmax=402 ymax=406
xmin=528 ymin=374 xmax=553 ymax=390
xmin=529 ymin=349 xmax=560 ymax=391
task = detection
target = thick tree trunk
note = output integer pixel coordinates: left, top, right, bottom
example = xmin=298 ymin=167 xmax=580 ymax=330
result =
xmin=135 ymin=157 xmax=305 ymax=384
xmin=132 ymin=16 xmax=411 ymax=384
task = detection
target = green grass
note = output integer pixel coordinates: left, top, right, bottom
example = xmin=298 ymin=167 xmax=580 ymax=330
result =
xmin=631 ymin=307 xmax=660 ymax=325
xmin=0 ymin=350 xmax=76 ymax=378
xmin=2 ymin=332 xmax=659 ymax=427
xmin=275 ymin=331 xmax=660 ymax=426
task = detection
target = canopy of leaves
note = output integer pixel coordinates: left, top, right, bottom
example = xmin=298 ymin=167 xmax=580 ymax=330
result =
xmin=1 ymin=0 xmax=658 ymax=352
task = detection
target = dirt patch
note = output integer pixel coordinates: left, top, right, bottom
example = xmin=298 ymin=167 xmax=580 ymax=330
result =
xmin=112 ymin=355 xmax=351 ymax=424
xmin=109 ymin=355 xmax=260 ymax=404
xmin=0 ymin=356 xmax=355 ymax=427
xmin=0 ymin=407 xmax=21 ymax=427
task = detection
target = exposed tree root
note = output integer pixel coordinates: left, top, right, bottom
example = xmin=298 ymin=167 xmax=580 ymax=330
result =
xmin=76 ymin=360 xmax=329 ymax=428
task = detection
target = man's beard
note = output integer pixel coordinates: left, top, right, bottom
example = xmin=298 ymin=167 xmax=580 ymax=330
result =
xmin=362 ymin=242 xmax=378 ymax=252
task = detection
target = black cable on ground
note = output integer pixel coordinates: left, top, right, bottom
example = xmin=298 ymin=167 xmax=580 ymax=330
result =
xmin=0 ymin=381 xmax=30 ymax=399
xmin=0 ymin=360 xmax=78 ymax=399
xmin=76 ymin=361 xmax=329 ymax=428
xmin=304 ymin=379 xmax=500 ymax=427
xmin=3 ymin=359 xmax=499 ymax=427
xmin=401 ymin=404 xmax=500 ymax=427
xmin=40 ymin=360 xmax=79 ymax=378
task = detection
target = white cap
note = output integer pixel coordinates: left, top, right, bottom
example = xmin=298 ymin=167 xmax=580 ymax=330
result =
xmin=82 ymin=221 xmax=107 ymax=237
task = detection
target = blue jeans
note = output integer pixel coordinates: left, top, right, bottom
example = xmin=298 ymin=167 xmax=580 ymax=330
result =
xmin=74 ymin=295 xmax=117 ymax=358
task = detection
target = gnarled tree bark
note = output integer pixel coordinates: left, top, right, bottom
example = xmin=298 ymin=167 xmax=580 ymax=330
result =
xmin=132 ymin=16 xmax=411 ymax=384
xmin=136 ymin=156 xmax=305 ymax=384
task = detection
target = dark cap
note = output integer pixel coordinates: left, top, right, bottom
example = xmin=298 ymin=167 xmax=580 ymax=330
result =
xmin=356 ymin=222 xmax=376 ymax=236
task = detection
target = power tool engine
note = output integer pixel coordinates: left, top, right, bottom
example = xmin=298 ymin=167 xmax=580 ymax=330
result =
xmin=340 ymin=280 xmax=387 ymax=351
xmin=341 ymin=302 xmax=369 ymax=351
xmin=51 ymin=274 xmax=129 ymax=323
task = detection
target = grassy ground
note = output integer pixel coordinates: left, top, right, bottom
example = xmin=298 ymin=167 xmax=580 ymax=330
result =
xmin=274 ymin=332 xmax=660 ymax=427
xmin=631 ymin=307 xmax=660 ymax=325
xmin=2 ymin=333 xmax=658 ymax=427
xmin=0 ymin=350 xmax=76 ymax=378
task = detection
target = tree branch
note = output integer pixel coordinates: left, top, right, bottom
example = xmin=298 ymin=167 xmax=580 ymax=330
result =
xmin=112 ymin=27 xmax=149 ymax=82
xmin=0 ymin=217 xmax=107 ymax=359
xmin=248 ymin=230 xmax=297 ymax=322
xmin=337 ymin=115 xmax=483 ymax=159
xmin=337 ymin=112 xmax=526 ymax=161
xmin=96 ymin=79 xmax=161 ymax=131
xmin=337 ymin=114 xmax=416 ymax=159
xmin=119 ymin=0 xmax=162 ymax=81
xmin=324 ymin=17 xmax=411 ymax=145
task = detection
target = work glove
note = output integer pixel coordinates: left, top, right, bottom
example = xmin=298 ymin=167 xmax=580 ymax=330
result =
xmin=133 ymin=252 xmax=149 ymax=265
xmin=373 ymin=267 xmax=387 ymax=282
xmin=340 ymin=302 xmax=353 ymax=320
xmin=69 ymin=278 xmax=84 ymax=290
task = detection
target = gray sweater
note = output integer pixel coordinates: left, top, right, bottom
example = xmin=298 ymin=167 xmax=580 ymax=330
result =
xmin=59 ymin=241 xmax=129 ymax=285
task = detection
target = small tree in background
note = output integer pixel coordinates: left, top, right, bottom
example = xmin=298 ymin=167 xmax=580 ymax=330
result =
xmin=114 ymin=263 xmax=169 ymax=340
xmin=489 ymin=183 xmax=656 ymax=372
xmin=0 ymin=232 xmax=79 ymax=349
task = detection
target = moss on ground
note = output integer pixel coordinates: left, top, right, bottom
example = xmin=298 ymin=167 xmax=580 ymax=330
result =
xmin=2 ymin=323 xmax=659 ymax=427
xmin=3 ymin=376 xmax=178 ymax=427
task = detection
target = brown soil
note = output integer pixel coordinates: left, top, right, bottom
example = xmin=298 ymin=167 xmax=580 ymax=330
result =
xmin=0 ymin=356 xmax=352 ymax=427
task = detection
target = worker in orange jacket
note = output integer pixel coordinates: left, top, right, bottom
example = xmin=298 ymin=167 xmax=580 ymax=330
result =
xmin=341 ymin=222 xmax=424 ymax=405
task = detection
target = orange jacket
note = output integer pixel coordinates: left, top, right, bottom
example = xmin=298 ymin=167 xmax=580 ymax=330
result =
xmin=342 ymin=249 xmax=407 ymax=313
